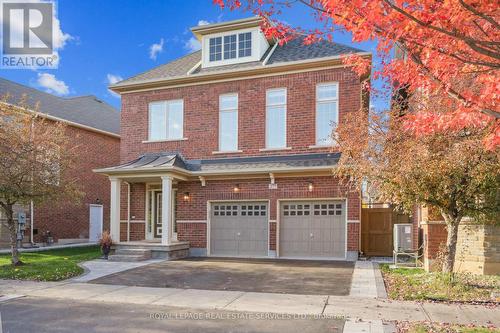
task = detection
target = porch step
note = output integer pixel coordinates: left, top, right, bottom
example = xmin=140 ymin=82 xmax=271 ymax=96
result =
xmin=108 ymin=249 xmax=152 ymax=262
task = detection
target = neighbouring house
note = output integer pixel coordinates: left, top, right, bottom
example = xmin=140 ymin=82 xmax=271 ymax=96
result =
xmin=0 ymin=77 xmax=120 ymax=246
xmin=95 ymin=17 xmax=371 ymax=261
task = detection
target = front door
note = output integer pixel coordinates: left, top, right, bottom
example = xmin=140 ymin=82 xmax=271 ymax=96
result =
xmin=154 ymin=192 xmax=163 ymax=238
xmin=152 ymin=191 xmax=177 ymax=239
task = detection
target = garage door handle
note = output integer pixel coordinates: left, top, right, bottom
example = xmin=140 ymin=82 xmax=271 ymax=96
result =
xmin=310 ymin=233 xmax=314 ymax=238
xmin=237 ymin=232 xmax=241 ymax=236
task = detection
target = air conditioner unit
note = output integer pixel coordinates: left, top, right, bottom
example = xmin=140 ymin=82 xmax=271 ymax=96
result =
xmin=393 ymin=223 xmax=413 ymax=252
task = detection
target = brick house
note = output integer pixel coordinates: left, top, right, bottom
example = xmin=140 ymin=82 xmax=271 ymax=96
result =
xmin=0 ymin=78 xmax=120 ymax=245
xmin=96 ymin=17 xmax=371 ymax=260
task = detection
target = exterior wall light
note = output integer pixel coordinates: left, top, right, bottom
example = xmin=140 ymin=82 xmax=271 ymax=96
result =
xmin=308 ymin=182 xmax=314 ymax=192
xmin=233 ymin=184 xmax=240 ymax=193
xmin=183 ymin=192 xmax=190 ymax=201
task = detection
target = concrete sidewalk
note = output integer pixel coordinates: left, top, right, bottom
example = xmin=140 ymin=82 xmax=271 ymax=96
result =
xmin=1 ymin=279 xmax=498 ymax=327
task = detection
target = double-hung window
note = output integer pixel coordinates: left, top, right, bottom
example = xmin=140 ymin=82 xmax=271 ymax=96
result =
xmin=219 ymin=94 xmax=238 ymax=151
xmin=148 ymin=100 xmax=184 ymax=141
xmin=265 ymin=88 xmax=287 ymax=149
xmin=315 ymin=83 xmax=339 ymax=145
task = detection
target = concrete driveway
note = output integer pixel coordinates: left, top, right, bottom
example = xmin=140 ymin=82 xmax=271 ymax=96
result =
xmin=90 ymin=257 xmax=354 ymax=295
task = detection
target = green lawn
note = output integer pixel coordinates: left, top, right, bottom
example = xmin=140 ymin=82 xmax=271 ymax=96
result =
xmin=380 ymin=264 xmax=500 ymax=302
xmin=0 ymin=246 xmax=101 ymax=281
xmin=398 ymin=322 xmax=500 ymax=333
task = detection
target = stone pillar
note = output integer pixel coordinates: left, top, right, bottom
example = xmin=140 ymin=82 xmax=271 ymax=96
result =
xmin=109 ymin=177 xmax=121 ymax=243
xmin=161 ymin=176 xmax=173 ymax=245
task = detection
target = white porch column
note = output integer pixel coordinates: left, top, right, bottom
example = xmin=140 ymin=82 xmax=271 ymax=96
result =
xmin=161 ymin=176 xmax=173 ymax=245
xmin=109 ymin=177 xmax=121 ymax=243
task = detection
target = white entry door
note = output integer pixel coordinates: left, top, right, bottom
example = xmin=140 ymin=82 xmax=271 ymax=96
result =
xmin=89 ymin=204 xmax=103 ymax=242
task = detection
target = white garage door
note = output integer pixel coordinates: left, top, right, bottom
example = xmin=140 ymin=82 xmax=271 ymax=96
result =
xmin=280 ymin=201 xmax=346 ymax=259
xmin=210 ymin=202 xmax=268 ymax=257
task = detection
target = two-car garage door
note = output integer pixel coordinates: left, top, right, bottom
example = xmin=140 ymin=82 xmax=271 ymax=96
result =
xmin=209 ymin=200 xmax=346 ymax=259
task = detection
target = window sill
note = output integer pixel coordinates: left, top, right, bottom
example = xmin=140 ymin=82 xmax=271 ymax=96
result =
xmin=212 ymin=150 xmax=243 ymax=155
xmin=309 ymin=144 xmax=336 ymax=149
xmin=142 ymin=138 xmax=188 ymax=143
xmin=259 ymin=147 xmax=292 ymax=152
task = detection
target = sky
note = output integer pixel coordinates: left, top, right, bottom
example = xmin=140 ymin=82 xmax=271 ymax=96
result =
xmin=1 ymin=0 xmax=390 ymax=111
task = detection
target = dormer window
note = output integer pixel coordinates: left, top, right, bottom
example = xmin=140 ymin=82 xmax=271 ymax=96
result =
xmin=208 ymin=33 xmax=253 ymax=63
xmin=209 ymin=37 xmax=222 ymax=62
xmin=223 ymin=35 xmax=237 ymax=59
xmin=194 ymin=17 xmax=270 ymax=69
xmin=238 ymin=32 xmax=252 ymax=57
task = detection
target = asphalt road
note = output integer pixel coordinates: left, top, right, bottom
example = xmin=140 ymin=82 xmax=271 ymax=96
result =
xmin=0 ymin=296 xmax=345 ymax=333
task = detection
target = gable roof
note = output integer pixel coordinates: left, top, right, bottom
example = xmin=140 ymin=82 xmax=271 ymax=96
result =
xmin=0 ymin=77 xmax=120 ymax=136
xmin=112 ymin=36 xmax=368 ymax=91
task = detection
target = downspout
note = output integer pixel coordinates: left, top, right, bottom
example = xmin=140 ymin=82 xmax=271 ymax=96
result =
xmin=124 ymin=182 xmax=131 ymax=242
xmin=30 ymin=201 xmax=34 ymax=245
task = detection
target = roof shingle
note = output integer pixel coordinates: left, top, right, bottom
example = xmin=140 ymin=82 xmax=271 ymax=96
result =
xmin=0 ymin=77 xmax=120 ymax=135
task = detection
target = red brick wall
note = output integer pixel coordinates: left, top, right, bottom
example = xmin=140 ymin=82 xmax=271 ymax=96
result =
xmin=423 ymin=223 xmax=447 ymax=259
xmin=120 ymin=222 xmax=146 ymax=242
xmin=34 ymin=124 xmax=120 ymax=242
xmin=177 ymin=223 xmax=206 ymax=248
xmin=120 ymin=67 xmax=361 ymax=162
xmin=270 ymin=221 xmax=277 ymax=251
xmin=173 ymin=176 xmax=360 ymax=251
xmin=347 ymin=223 xmax=360 ymax=251
xmin=120 ymin=183 xmax=146 ymax=221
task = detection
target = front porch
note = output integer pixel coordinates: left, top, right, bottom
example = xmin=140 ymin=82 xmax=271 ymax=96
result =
xmin=110 ymin=240 xmax=190 ymax=261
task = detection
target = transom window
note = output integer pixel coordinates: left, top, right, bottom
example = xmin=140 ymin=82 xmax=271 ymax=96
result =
xmin=219 ymin=94 xmax=238 ymax=152
xmin=148 ymin=100 xmax=183 ymax=141
xmin=209 ymin=32 xmax=252 ymax=63
xmin=209 ymin=37 xmax=222 ymax=62
xmin=223 ymin=35 xmax=237 ymax=59
xmin=316 ymin=83 xmax=339 ymax=145
xmin=266 ymin=88 xmax=287 ymax=149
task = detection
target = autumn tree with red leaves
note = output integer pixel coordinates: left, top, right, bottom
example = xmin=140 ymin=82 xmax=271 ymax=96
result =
xmin=213 ymin=0 xmax=500 ymax=148
xmin=332 ymin=93 xmax=499 ymax=273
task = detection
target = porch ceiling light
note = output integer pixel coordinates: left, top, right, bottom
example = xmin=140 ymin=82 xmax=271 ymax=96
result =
xmin=233 ymin=184 xmax=240 ymax=193
xmin=307 ymin=182 xmax=314 ymax=192
xmin=183 ymin=192 xmax=190 ymax=201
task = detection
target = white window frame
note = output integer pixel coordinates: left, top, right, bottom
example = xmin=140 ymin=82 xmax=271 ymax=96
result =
xmin=265 ymin=88 xmax=287 ymax=149
xmin=148 ymin=99 xmax=184 ymax=141
xmin=315 ymin=82 xmax=339 ymax=146
xmin=218 ymin=93 xmax=239 ymax=152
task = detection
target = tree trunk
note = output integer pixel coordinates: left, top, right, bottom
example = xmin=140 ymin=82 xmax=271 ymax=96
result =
xmin=4 ymin=204 xmax=21 ymax=266
xmin=442 ymin=214 xmax=461 ymax=273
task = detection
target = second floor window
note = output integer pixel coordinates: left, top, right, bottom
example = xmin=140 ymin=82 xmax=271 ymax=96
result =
xmin=316 ymin=83 xmax=339 ymax=145
xmin=149 ymin=100 xmax=184 ymax=141
xmin=219 ymin=94 xmax=238 ymax=151
xmin=266 ymin=88 xmax=287 ymax=149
